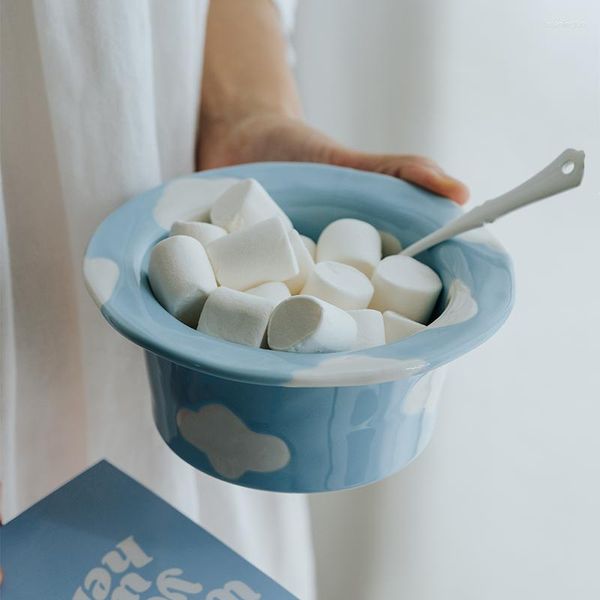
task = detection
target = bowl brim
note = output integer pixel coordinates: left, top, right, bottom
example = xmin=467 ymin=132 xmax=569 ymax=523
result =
xmin=84 ymin=162 xmax=514 ymax=388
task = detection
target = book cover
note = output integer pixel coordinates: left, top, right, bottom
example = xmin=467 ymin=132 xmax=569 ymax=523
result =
xmin=1 ymin=460 xmax=297 ymax=599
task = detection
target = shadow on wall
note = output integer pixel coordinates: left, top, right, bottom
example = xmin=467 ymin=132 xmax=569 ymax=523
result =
xmin=293 ymin=0 xmax=600 ymax=599
xmin=294 ymin=3 xmax=446 ymax=596
xmin=294 ymin=0 xmax=442 ymax=155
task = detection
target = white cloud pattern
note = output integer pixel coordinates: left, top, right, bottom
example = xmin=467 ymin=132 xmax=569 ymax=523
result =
xmin=176 ymin=404 xmax=290 ymax=479
xmin=287 ymin=355 xmax=427 ymax=387
xmin=429 ymin=279 xmax=478 ymax=329
xmin=83 ymin=257 xmax=119 ymax=307
xmin=402 ymin=366 xmax=447 ymax=415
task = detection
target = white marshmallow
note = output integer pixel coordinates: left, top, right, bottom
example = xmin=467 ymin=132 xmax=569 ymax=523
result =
xmin=285 ymin=230 xmax=315 ymax=294
xmin=206 ymin=217 xmax=299 ymax=290
xmin=317 ymin=218 xmax=382 ymax=276
xmin=300 ymin=234 xmax=316 ymax=260
xmin=267 ymin=295 xmax=357 ymax=353
xmin=210 ymin=178 xmax=292 ymax=232
xmin=198 ymin=287 xmax=274 ymax=348
xmin=148 ymin=235 xmax=217 ymax=327
xmin=379 ymin=230 xmax=403 ymax=257
xmin=154 ymin=177 xmax=239 ymax=227
xmin=383 ymin=310 xmax=427 ymax=342
xmin=245 ymin=282 xmax=291 ymax=305
xmin=347 ymin=309 xmax=386 ymax=350
xmin=301 ymin=261 xmax=373 ymax=310
xmin=370 ymin=255 xmax=442 ymax=323
xmin=170 ymin=221 xmax=227 ymax=246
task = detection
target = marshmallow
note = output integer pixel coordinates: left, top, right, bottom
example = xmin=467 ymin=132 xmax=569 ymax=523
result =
xmin=285 ymin=230 xmax=315 ymax=294
xmin=148 ymin=235 xmax=217 ymax=327
xmin=267 ymin=295 xmax=357 ymax=353
xmin=154 ymin=177 xmax=239 ymax=227
xmin=347 ymin=309 xmax=386 ymax=350
xmin=301 ymin=261 xmax=373 ymax=310
xmin=170 ymin=221 xmax=227 ymax=246
xmin=198 ymin=287 xmax=274 ymax=348
xmin=317 ymin=218 xmax=382 ymax=276
xmin=379 ymin=230 xmax=403 ymax=257
xmin=210 ymin=178 xmax=292 ymax=232
xmin=207 ymin=217 xmax=299 ymax=290
xmin=300 ymin=234 xmax=317 ymax=260
xmin=245 ymin=282 xmax=291 ymax=305
xmin=370 ymin=255 xmax=442 ymax=323
xmin=383 ymin=310 xmax=427 ymax=342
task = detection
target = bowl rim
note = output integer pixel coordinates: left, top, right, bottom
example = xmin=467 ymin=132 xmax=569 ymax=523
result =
xmin=84 ymin=162 xmax=514 ymax=388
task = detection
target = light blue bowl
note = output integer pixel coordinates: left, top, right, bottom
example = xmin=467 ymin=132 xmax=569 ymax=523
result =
xmin=84 ymin=163 xmax=514 ymax=493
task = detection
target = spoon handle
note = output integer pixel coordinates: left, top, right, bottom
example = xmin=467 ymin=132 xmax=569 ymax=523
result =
xmin=401 ymin=148 xmax=585 ymax=258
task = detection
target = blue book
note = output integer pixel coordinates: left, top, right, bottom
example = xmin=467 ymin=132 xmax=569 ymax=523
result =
xmin=1 ymin=460 xmax=297 ymax=600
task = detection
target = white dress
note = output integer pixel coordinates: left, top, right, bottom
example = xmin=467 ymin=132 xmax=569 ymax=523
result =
xmin=0 ymin=1 xmax=314 ymax=598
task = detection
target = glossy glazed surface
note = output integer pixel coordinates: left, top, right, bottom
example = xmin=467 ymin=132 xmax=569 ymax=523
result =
xmin=85 ymin=162 xmax=514 ymax=491
xmin=85 ymin=162 xmax=514 ymax=388
xmin=147 ymin=351 xmax=446 ymax=492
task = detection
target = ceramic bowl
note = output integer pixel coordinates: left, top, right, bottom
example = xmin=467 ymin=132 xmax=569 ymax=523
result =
xmin=84 ymin=162 xmax=514 ymax=492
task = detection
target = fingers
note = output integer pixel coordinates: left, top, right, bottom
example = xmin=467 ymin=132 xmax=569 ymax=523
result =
xmin=396 ymin=160 xmax=470 ymax=205
xmin=335 ymin=150 xmax=470 ymax=205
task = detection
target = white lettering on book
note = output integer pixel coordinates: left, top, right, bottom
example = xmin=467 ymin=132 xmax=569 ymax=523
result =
xmin=152 ymin=568 xmax=204 ymax=600
xmin=205 ymin=580 xmax=261 ymax=600
xmin=102 ymin=536 xmax=153 ymax=573
xmin=72 ymin=536 xmax=261 ymax=600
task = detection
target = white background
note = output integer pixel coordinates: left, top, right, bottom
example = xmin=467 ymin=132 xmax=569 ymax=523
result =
xmin=294 ymin=1 xmax=600 ymax=598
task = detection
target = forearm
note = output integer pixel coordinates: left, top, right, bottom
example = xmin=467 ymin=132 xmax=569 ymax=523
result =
xmin=196 ymin=1 xmax=468 ymax=202
xmin=200 ymin=0 xmax=302 ymax=133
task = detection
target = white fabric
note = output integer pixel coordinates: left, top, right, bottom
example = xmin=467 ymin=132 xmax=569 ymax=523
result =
xmin=0 ymin=1 xmax=314 ymax=598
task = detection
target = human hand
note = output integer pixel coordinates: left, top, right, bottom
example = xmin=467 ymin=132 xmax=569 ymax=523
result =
xmin=198 ymin=113 xmax=469 ymax=205
xmin=199 ymin=0 xmax=468 ymax=205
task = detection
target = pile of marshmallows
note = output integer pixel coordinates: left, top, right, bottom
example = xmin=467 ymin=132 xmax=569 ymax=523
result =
xmin=148 ymin=179 xmax=443 ymax=353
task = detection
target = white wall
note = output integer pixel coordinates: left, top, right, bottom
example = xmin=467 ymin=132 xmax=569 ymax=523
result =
xmin=294 ymin=1 xmax=600 ymax=598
